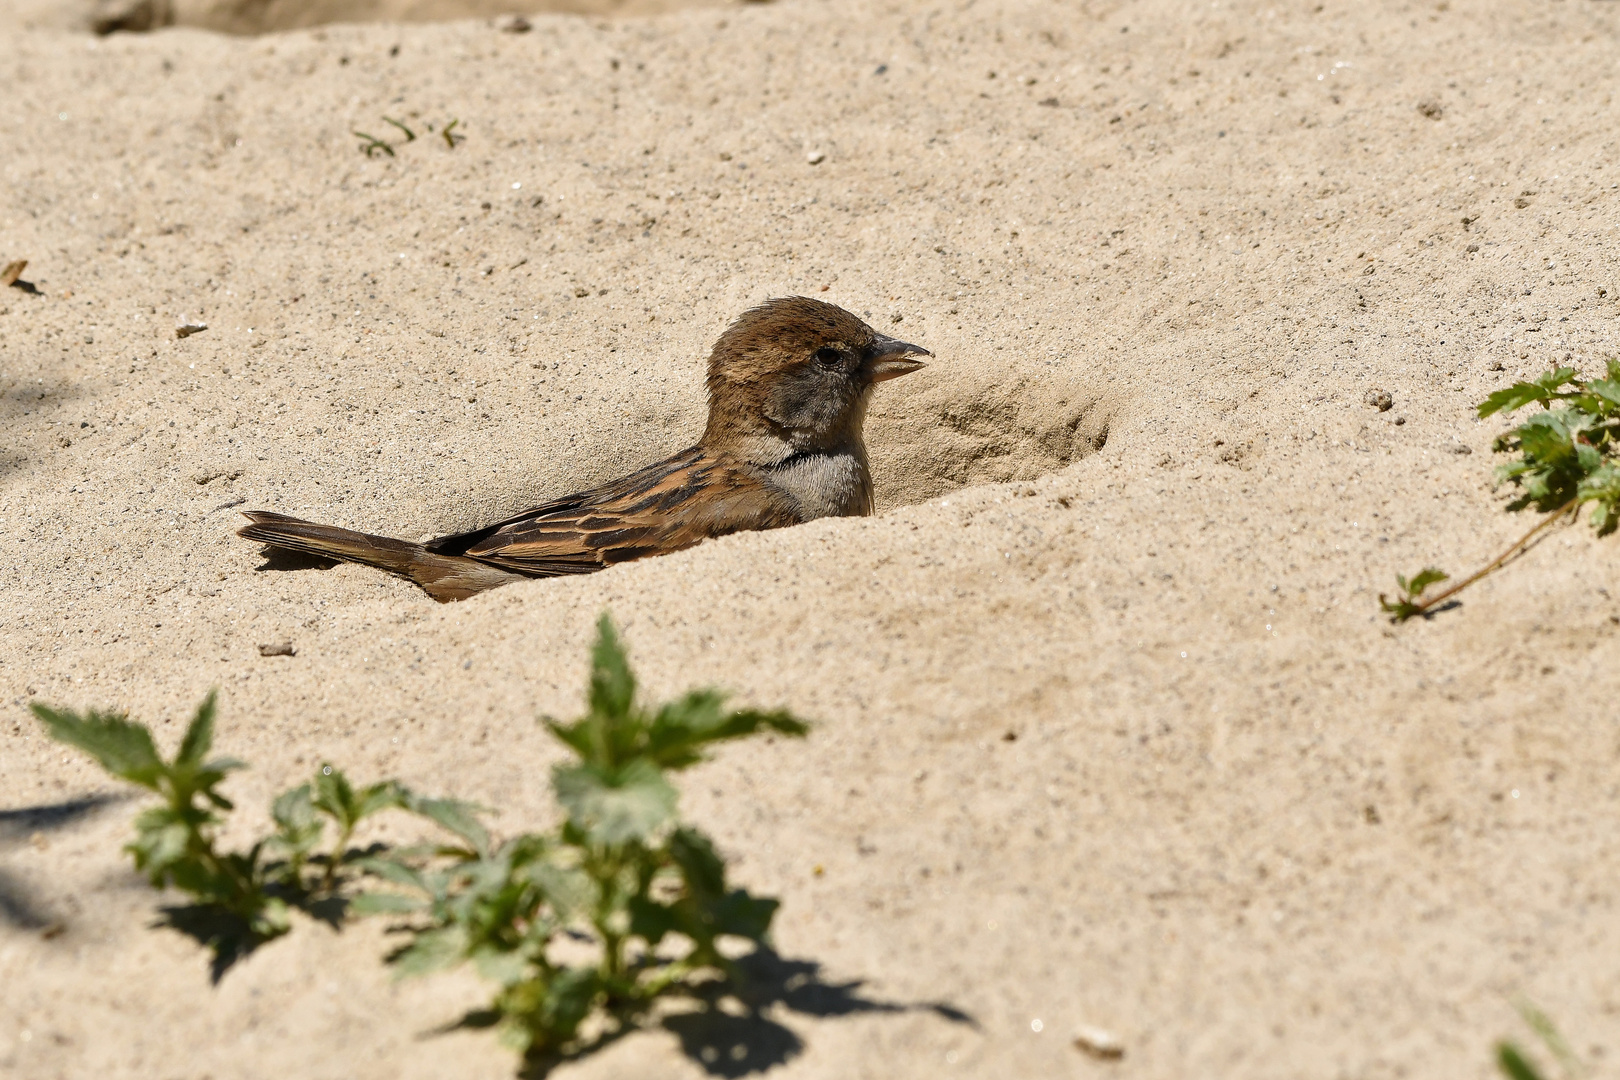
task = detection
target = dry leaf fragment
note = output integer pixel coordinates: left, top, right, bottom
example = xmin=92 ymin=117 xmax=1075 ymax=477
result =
xmin=1 ymin=259 xmax=25 ymax=286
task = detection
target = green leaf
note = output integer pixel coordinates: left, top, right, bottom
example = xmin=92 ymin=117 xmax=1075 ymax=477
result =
xmin=1583 ymin=377 xmax=1620 ymax=410
xmin=32 ymin=704 xmax=165 ymax=789
xmin=270 ymin=783 xmax=323 ymax=856
xmin=1515 ymin=411 xmax=1579 ymax=466
xmin=528 ymin=861 xmax=597 ymax=920
xmin=409 ymin=797 xmax=490 ymax=857
xmin=644 ymin=694 xmax=810 ymax=771
xmin=1496 ymin=1041 xmax=1545 ymax=1080
xmin=390 ymin=924 xmax=470 ymax=976
xmin=349 ymin=891 xmax=429 ymax=915
xmin=175 ymin=691 xmax=218 ymax=768
xmin=129 ymin=813 xmax=193 ymax=880
xmin=353 ymin=781 xmax=408 ymax=822
xmin=552 ymin=759 xmax=677 ymax=845
xmin=470 ymin=945 xmax=531 ymax=986
xmin=1406 ymin=568 xmax=1449 ymax=596
xmin=313 ymin=765 xmax=358 ymax=826
xmin=1479 ymin=384 xmax=1546 ymax=418
xmin=588 ymin=614 xmax=636 ymax=723
xmin=354 ymin=854 xmax=435 ymax=893
xmin=500 ymin=965 xmax=602 ymax=1052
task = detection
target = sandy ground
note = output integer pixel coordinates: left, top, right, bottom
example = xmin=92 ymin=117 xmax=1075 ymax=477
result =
xmin=3 ymin=0 xmax=1620 ymax=1076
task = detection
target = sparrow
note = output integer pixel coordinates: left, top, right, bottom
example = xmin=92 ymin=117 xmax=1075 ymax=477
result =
xmin=237 ymin=296 xmax=930 ymax=601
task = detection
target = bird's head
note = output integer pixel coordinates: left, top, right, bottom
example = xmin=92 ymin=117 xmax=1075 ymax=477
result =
xmin=700 ymin=296 xmax=930 ymax=459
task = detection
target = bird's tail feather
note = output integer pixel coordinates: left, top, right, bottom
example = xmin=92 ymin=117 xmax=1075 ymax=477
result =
xmin=237 ymin=511 xmax=521 ymax=602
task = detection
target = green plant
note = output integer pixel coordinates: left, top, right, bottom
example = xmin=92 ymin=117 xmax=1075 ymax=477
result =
xmin=1496 ymin=1001 xmax=1585 ymax=1080
xmin=353 ymin=129 xmax=396 ymax=158
xmin=33 ymin=692 xmax=411 ymax=969
xmin=36 ymin=614 xmax=813 ymax=1067
xmin=382 ymin=116 xmax=416 ymax=142
xmin=1382 ymin=361 xmax=1620 ymax=621
xmin=352 ymin=117 xmax=462 ymax=157
xmin=358 ymin=615 xmax=809 ymax=1062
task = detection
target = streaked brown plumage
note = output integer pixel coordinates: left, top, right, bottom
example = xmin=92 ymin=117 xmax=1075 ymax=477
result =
xmin=238 ymin=297 xmax=929 ymax=601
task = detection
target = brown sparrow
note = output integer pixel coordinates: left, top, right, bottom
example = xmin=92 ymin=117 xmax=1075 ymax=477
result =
xmin=238 ymin=297 xmax=930 ymax=601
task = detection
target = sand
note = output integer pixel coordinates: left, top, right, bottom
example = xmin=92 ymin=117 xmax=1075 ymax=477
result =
xmin=2 ymin=0 xmax=1619 ymax=1076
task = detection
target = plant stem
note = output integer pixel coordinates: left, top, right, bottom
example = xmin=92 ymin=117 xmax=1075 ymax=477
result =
xmin=1410 ymin=498 xmax=1579 ymax=616
xmin=323 ymin=822 xmax=355 ymax=893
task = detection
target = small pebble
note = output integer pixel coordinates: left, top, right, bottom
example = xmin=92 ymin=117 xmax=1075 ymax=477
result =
xmin=1073 ymin=1025 xmax=1125 ymax=1060
xmin=176 ymin=321 xmax=208 ymax=338
xmin=807 ymin=150 xmax=826 ymax=165
xmin=1364 ymin=388 xmax=1393 ymax=412
xmin=258 ymin=642 xmax=296 ymax=657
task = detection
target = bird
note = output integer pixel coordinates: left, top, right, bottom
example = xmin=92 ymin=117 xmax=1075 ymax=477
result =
xmin=237 ymin=296 xmax=930 ymax=602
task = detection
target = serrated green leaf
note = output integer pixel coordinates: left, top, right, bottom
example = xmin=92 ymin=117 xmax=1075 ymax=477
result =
xmin=470 ymin=945 xmax=531 ymax=986
xmin=175 ymin=691 xmax=218 ymax=768
xmin=552 ymin=759 xmax=677 ymax=846
xmin=1407 ymin=568 xmax=1449 ymax=595
xmin=644 ymin=695 xmax=811 ymax=771
xmin=353 ymin=781 xmax=408 ymax=822
xmin=390 ymin=925 xmax=469 ymax=976
xmin=130 ymin=818 xmax=193 ymax=876
xmin=588 ymin=614 xmax=636 ymax=723
xmin=270 ymin=783 xmax=322 ymax=856
xmin=507 ymin=965 xmax=601 ymax=1050
xmin=1581 ymin=377 xmax=1620 ymax=410
xmin=528 ymin=861 xmax=597 ymax=919
xmin=1479 ymin=383 xmax=1551 ymax=418
xmin=354 ymin=854 xmax=433 ymax=893
xmin=1515 ymin=411 xmax=1578 ymax=464
xmin=313 ymin=764 xmax=357 ymax=824
xmin=32 ymin=704 xmax=165 ymax=788
xmin=349 ymin=891 xmax=429 ymax=915
xmin=409 ymin=797 xmax=490 ymax=857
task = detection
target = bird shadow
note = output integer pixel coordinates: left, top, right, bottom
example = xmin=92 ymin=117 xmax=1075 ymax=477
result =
xmin=519 ymin=947 xmax=976 ymax=1079
xmin=251 ymin=547 xmax=339 ymax=572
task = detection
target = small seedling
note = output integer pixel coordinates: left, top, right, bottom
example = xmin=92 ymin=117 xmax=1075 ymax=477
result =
xmin=359 ymin=614 xmax=809 ymax=1063
xmin=1383 ymin=361 xmax=1620 ymax=621
xmin=34 ymin=692 xmax=414 ymax=972
xmin=1496 ymin=1001 xmax=1585 ymax=1080
xmin=354 ymin=118 xmax=461 ymax=157
xmin=353 ymin=129 xmax=396 ymax=158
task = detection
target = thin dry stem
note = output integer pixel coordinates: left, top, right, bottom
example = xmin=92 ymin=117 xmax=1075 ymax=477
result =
xmin=1409 ymin=498 xmax=1579 ymax=616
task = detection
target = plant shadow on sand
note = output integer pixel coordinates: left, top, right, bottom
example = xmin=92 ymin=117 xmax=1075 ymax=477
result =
xmin=157 ymin=893 xmax=350 ymax=984
xmin=517 ymin=947 xmax=977 ymax=1079
xmin=0 ymin=794 xmax=126 ymax=931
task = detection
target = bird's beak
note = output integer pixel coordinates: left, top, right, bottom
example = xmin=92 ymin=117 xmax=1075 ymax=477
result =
xmin=866 ymin=333 xmax=932 ymax=382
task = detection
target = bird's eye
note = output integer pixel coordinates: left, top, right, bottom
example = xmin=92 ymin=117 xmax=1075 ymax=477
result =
xmin=813 ymin=346 xmax=842 ymax=369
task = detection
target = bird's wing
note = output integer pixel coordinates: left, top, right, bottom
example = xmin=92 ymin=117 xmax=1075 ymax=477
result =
xmin=426 ymin=447 xmax=805 ymax=576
